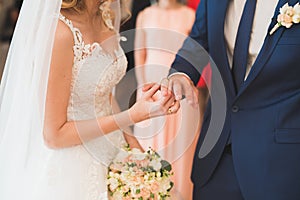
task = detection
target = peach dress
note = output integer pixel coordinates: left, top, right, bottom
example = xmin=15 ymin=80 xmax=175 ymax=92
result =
xmin=134 ymin=5 xmax=200 ymax=200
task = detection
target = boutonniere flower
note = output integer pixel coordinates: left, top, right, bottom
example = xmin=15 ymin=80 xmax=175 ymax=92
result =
xmin=270 ymin=3 xmax=300 ymax=35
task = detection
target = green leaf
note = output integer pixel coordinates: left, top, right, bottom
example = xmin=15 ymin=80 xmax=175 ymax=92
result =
xmin=167 ymin=181 xmax=174 ymax=192
xmin=161 ymin=160 xmax=172 ymax=172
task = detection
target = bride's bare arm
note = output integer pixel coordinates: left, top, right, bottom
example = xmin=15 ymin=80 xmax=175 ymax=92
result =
xmin=44 ymin=21 xmax=179 ymax=149
xmin=110 ymin=95 xmax=144 ymax=151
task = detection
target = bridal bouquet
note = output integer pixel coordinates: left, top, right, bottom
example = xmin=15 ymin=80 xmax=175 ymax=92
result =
xmin=107 ymin=145 xmax=174 ymax=200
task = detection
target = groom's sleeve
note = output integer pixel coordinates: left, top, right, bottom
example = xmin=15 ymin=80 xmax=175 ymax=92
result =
xmin=170 ymin=0 xmax=210 ymax=85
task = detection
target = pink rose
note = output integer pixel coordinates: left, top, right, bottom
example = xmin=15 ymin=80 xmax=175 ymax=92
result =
xmin=121 ymin=185 xmax=129 ymax=193
xmin=123 ymin=196 xmax=131 ymax=200
xmin=150 ymin=181 xmax=160 ymax=193
xmin=278 ymin=14 xmax=293 ymax=28
xmin=140 ymin=188 xmax=151 ymax=198
xmin=139 ymin=159 xmax=150 ymax=167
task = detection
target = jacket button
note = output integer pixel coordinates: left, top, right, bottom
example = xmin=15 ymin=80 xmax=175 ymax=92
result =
xmin=232 ymin=105 xmax=239 ymax=113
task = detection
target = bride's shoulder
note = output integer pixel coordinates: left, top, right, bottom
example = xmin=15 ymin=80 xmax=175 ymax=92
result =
xmin=54 ymin=20 xmax=74 ymax=47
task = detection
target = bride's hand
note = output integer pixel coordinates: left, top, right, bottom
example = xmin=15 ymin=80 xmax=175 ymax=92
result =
xmin=129 ymin=83 xmax=180 ymax=123
xmin=122 ymin=131 xmax=145 ymax=152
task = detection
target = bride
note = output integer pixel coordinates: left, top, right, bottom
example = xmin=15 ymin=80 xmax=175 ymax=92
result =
xmin=0 ymin=0 xmax=180 ymax=199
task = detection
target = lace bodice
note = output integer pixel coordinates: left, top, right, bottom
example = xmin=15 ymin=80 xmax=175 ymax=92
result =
xmin=59 ymin=14 xmax=127 ymax=121
xmin=36 ymin=15 xmax=128 ymax=200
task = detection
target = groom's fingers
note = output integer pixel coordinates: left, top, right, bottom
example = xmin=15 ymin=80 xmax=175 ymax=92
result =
xmin=159 ymin=92 xmax=173 ymax=105
xmin=167 ymin=79 xmax=173 ymax=96
xmin=193 ymin=87 xmax=199 ymax=106
xmin=183 ymin=82 xmax=196 ymax=105
xmin=160 ymin=78 xmax=169 ymax=96
xmin=173 ymin=79 xmax=183 ymax=100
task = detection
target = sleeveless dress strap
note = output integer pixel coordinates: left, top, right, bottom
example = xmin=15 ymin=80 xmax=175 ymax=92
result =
xmin=58 ymin=14 xmax=92 ymax=63
xmin=58 ymin=14 xmax=83 ymax=48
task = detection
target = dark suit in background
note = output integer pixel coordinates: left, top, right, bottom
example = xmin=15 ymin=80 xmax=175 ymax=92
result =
xmin=115 ymin=0 xmax=151 ymax=110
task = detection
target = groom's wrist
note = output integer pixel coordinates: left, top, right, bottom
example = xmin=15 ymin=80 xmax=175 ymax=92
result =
xmin=168 ymin=72 xmax=192 ymax=81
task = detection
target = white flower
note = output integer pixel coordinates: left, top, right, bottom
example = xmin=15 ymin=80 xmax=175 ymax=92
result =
xmin=114 ymin=149 xmax=129 ymax=163
xmin=292 ymin=14 xmax=300 ymax=23
xmin=112 ymin=190 xmax=123 ymax=200
xmin=293 ymin=3 xmax=300 ymax=14
xmin=131 ymin=148 xmax=146 ymax=160
xmin=293 ymin=3 xmax=300 ymax=23
xmin=149 ymin=159 xmax=162 ymax=171
xmin=159 ymin=178 xmax=172 ymax=193
xmin=131 ymin=148 xmax=142 ymax=154
xmin=143 ymin=174 xmax=149 ymax=181
xmin=120 ymin=171 xmax=130 ymax=181
xmin=109 ymin=172 xmax=120 ymax=179
xmin=270 ymin=3 xmax=300 ymax=35
xmin=107 ymin=177 xmax=119 ymax=191
xmin=280 ymin=3 xmax=293 ymax=15
xmin=156 ymin=172 xmax=161 ymax=178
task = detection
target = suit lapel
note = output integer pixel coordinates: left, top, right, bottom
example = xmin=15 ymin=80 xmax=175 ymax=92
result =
xmin=235 ymin=0 xmax=299 ymax=99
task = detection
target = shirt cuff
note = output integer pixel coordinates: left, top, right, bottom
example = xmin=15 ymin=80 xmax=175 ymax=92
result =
xmin=168 ymin=72 xmax=192 ymax=81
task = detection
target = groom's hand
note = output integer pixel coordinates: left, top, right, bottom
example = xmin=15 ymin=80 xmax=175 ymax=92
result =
xmin=161 ymin=74 xmax=199 ymax=107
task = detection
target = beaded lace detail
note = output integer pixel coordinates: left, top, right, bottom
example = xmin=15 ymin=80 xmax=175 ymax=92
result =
xmin=58 ymin=14 xmax=127 ymax=121
xmin=59 ymin=14 xmax=92 ymax=63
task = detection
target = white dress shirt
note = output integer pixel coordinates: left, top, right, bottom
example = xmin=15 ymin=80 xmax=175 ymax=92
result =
xmin=225 ymin=0 xmax=278 ymax=79
xmin=171 ymin=0 xmax=279 ymax=81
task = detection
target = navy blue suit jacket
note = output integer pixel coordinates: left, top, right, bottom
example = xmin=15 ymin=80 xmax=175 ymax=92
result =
xmin=171 ymin=0 xmax=300 ymax=199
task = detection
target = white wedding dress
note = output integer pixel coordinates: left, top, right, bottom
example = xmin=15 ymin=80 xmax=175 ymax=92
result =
xmin=34 ymin=14 xmax=127 ymax=200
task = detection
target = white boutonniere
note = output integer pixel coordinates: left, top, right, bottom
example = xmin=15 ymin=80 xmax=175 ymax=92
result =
xmin=270 ymin=3 xmax=300 ymax=35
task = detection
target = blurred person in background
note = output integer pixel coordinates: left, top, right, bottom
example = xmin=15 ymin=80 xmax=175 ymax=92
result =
xmin=0 ymin=0 xmax=22 ymax=81
xmin=0 ymin=0 xmax=4 ymax=77
xmin=1 ymin=1 xmax=21 ymax=41
xmin=114 ymin=0 xmax=151 ymax=111
xmin=187 ymin=0 xmax=199 ymax=10
xmin=134 ymin=0 xmax=200 ymax=199
xmin=0 ymin=0 xmax=14 ymax=32
xmin=0 ymin=0 xmax=4 ymax=28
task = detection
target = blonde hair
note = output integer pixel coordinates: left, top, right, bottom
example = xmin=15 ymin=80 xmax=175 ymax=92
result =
xmin=61 ymin=0 xmax=85 ymax=12
xmin=61 ymin=0 xmax=131 ymax=26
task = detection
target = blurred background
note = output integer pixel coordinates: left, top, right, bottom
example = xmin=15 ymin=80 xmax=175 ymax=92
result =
xmin=0 ymin=0 xmax=23 ymax=81
xmin=0 ymin=0 xmax=200 ymax=82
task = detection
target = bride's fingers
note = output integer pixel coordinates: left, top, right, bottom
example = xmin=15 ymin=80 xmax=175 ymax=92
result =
xmin=162 ymin=94 xmax=175 ymax=109
xmin=158 ymin=92 xmax=173 ymax=106
xmin=142 ymin=83 xmax=156 ymax=92
xmin=143 ymin=84 xmax=160 ymax=99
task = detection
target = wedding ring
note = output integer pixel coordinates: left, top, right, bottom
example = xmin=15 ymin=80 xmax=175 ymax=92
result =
xmin=168 ymin=108 xmax=172 ymax=114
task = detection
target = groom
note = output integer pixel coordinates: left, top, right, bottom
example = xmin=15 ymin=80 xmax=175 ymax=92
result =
xmin=163 ymin=0 xmax=300 ymax=199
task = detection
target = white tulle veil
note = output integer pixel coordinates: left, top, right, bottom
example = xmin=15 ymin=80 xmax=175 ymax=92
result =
xmin=0 ymin=0 xmax=121 ymax=199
